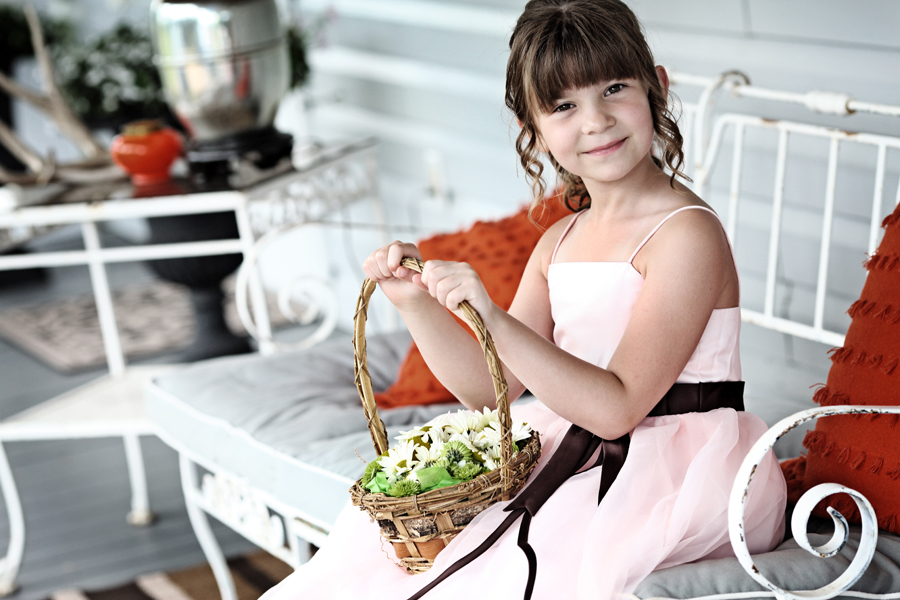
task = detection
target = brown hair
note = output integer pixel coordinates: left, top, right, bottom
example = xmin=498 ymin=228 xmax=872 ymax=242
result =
xmin=505 ymin=0 xmax=687 ymax=216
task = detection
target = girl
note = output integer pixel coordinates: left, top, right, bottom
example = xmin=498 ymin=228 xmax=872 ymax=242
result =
xmin=263 ymin=1 xmax=786 ymax=598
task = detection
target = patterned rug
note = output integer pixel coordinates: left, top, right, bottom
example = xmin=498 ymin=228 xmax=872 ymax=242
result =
xmin=0 ymin=278 xmax=290 ymax=373
xmin=44 ymin=552 xmax=293 ymax=600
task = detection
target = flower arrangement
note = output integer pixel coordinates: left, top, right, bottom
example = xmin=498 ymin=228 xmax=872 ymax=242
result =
xmin=53 ymin=23 xmax=168 ymax=128
xmin=361 ymin=408 xmax=533 ymax=498
xmin=50 ymin=17 xmax=326 ymax=128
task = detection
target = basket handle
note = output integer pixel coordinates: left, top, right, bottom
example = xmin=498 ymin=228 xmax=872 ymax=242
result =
xmin=353 ymin=257 xmax=515 ymax=488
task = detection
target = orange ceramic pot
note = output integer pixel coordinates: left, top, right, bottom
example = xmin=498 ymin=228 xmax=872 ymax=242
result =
xmin=110 ymin=120 xmax=183 ymax=185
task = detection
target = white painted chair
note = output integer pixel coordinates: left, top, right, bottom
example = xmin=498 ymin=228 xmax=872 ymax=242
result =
xmin=0 ymin=139 xmax=379 ymax=594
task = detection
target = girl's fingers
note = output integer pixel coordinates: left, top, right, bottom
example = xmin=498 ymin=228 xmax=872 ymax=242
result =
xmin=363 ymin=247 xmax=392 ymax=280
xmin=410 ymin=272 xmax=427 ymax=291
xmin=386 ymin=242 xmax=422 ymax=279
xmin=422 ymin=262 xmax=482 ymax=309
xmin=363 ymin=241 xmax=422 ymax=282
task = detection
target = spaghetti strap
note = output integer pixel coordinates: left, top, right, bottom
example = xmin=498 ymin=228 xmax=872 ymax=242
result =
xmin=627 ymin=205 xmax=720 ymax=264
xmin=551 ymin=211 xmax=586 ymax=265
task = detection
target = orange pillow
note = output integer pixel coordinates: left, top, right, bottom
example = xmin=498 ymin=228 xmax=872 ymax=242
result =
xmin=781 ymin=201 xmax=900 ymax=535
xmin=374 ymin=193 xmax=573 ymax=409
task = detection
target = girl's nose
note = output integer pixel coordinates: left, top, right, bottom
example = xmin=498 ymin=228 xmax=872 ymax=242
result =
xmin=581 ymin=105 xmax=614 ymax=135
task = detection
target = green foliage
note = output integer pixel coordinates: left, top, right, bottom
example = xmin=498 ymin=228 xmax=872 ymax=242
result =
xmin=0 ymin=4 xmax=74 ymax=66
xmin=442 ymin=440 xmax=474 ymax=465
xmin=53 ymin=24 xmax=167 ymax=127
xmin=387 ymin=478 xmax=421 ymax=498
xmin=0 ymin=2 xmax=318 ymax=127
xmin=449 ymin=462 xmax=484 ymax=481
xmin=361 ymin=458 xmax=382 ymax=487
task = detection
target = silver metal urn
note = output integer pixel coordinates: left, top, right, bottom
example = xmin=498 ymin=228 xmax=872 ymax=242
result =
xmin=150 ymin=0 xmax=293 ymax=167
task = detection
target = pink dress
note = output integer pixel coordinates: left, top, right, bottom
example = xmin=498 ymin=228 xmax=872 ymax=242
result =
xmin=262 ymin=206 xmax=787 ymax=600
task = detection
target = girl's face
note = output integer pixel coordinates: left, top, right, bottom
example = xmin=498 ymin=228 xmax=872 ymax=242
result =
xmin=534 ymin=77 xmax=656 ymax=188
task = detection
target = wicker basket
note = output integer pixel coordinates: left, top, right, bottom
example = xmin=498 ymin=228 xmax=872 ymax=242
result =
xmin=350 ymin=257 xmax=542 ymax=574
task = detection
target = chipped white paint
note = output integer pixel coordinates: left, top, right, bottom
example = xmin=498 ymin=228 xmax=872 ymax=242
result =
xmin=729 ymin=405 xmax=900 ymax=600
xmin=200 ymin=472 xmax=286 ymax=550
xmin=695 ymin=111 xmax=900 ymax=348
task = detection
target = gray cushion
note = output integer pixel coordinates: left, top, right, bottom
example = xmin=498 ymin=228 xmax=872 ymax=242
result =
xmin=634 ymin=518 xmax=900 ymax=599
xmin=145 ymin=329 xmax=461 ymax=529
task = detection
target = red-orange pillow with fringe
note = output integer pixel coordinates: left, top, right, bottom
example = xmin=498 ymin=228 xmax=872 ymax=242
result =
xmin=781 ymin=202 xmax=900 ymax=536
xmin=374 ymin=194 xmax=573 ymax=409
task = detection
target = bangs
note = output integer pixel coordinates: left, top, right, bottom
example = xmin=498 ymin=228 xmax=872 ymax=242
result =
xmin=525 ymin=8 xmax=648 ymax=114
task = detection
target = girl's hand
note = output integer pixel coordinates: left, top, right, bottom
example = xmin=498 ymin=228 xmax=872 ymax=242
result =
xmin=420 ymin=260 xmax=497 ymax=325
xmin=362 ymin=241 xmax=431 ymax=308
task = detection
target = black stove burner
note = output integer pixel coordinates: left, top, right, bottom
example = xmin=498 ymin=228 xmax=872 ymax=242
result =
xmin=186 ymin=126 xmax=293 ymax=183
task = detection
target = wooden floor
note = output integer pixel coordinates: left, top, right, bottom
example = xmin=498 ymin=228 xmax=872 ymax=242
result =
xmin=0 ymin=226 xmax=259 ymax=600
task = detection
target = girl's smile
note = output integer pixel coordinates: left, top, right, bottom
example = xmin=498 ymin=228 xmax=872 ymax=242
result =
xmin=583 ymin=138 xmax=627 ymax=156
xmin=534 ymin=78 xmax=658 ymax=191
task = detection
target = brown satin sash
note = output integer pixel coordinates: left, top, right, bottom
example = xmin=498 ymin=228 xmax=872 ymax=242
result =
xmin=406 ymin=381 xmax=745 ymax=600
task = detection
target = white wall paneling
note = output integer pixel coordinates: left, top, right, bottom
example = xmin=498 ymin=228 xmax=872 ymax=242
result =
xmin=747 ymin=0 xmax=900 ymax=50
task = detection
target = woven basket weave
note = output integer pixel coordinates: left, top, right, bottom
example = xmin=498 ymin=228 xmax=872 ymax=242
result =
xmin=350 ymin=257 xmax=542 ymax=574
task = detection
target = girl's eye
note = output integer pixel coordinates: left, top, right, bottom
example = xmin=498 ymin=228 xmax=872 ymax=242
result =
xmin=605 ymin=83 xmax=626 ymax=96
xmin=553 ymin=102 xmax=574 ymax=113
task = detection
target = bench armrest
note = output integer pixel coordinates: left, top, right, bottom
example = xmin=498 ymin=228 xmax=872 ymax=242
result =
xmin=729 ymin=405 xmax=900 ymax=600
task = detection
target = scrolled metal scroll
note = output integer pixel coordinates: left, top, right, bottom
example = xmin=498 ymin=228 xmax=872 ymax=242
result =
xmin=234 ymin=222 xmax=341 ymax=353
xmin=729 ymin=405 xmax=900 ymax=600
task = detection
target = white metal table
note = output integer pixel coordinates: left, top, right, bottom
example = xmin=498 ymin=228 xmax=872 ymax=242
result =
xmin=0 ymin=138 xmax=379 ymax=594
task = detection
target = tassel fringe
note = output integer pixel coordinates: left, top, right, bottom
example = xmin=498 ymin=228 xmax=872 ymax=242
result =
xmin=825 ymin=347 xmax=898 ymax=375
xmin=807 ymin=441 xmax=900 ymax=481
xmin=848 ymin=300 xmax=900 ymax=324
xmin=812 ymin=387 xmax=831 ymax=406
xmin=803 ymin=430 xmax=826 ymax=452
xmin=868 ymin=456 xmax=884 ymax=475
xmin=879 ymin=513 xmax=899 ymax=533
xmin=865 ymin=253 xmax=900 ymax=272
xmin=828 ymin=347 xmax=853 ymax=364
xmin=889 ymin=464 xmax=900 ymax=480
xmin=820 ymin=390 xmax=851 ymax=406
xmin=837 ymin=447 xmax=852 ymax=464
xmin=882 ymin=204 xmax=900 ymax=229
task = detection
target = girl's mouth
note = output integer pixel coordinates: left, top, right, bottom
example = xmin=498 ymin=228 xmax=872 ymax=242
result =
xmin=584 ymin=138 xmax=626 ymax=156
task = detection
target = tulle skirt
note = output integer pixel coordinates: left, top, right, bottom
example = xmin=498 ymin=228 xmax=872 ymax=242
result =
xmin=261 ymin=401 xmax=787 ymax=600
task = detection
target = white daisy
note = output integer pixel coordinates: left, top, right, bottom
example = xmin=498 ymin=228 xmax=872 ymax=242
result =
xmin=379 ymin=440 xmax=418 ymax=482
xmin=444 ymin=410 xmax=480 ymax=436
xmin=475 ymin=422 xmax=503 ymax=449
xmin=449 ymin=431 xmax=479 ymax=448
xmin=413 ymin=439 xmax=445 ymax=467
xmin=395 ymin=426 xmax=426 ymax=444
xmin=511 ymin=421 xmax=533 ymax=443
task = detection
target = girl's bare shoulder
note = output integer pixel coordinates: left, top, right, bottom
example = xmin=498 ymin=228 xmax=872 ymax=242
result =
xmin=636 ymin=202 xmax=732 ymax=276
xmin=533 ymin=212 xmax=579 ymax=269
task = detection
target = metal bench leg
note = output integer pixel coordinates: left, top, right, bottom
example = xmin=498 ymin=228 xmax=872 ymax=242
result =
xmin=124 ymin=434 xmax=155 ymax=526
xmin=0 ymin=442 xmax=24 ymax=596
xmin=179 ymin=454 xmax=237 ymax=600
